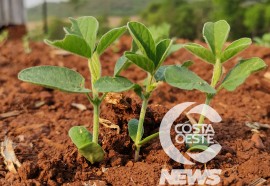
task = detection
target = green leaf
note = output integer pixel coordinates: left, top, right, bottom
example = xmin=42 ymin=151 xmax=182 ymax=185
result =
xmin=94 ymin=76 xmax=134 ymax=93
xmin=79 ymin=142 xmax=104 ymax=164
xmin=203 ymin=20 xmax=230 ymax=57
xmin=181 ymin=60 xmax=194 ymax=68
xmin=184 ymin=43 xmax=215 ymax=64
xmin=45 ymin=35 xmax=91 ymax=58
xmin=154 ymin=61 xmax=193 ymax=82
xmin=18 ymin=66 xmax=91 ymax=93
xmin=219 ymin=57 xmax=267 ymax=91
xmin=68 ymin=126 xmax=104 ymax=164
xmin=155 ymin=39 xmax=173 ymax=67
xmin=128 ymin=119 xmax=143 ymax=142
xmin=165 ymin=65 xmax=216 ymax=94
xmin=148 ymin=23 xmax=170 ymax=43
xmin=186 ymin=135 xmax=209 ymax=149
xmin=167 ymin=43 xmax=183 ymax=56
xmin=96 ymin=26 xmax=127 ymax=55
xmin=69 ymin=16 xmax=99 ymax=51
xmin=68 ymin=126 xmax=93 ymax=148
xmin=221 ymin=38 xmax=252 ymax=63
xmin=187 ymin=145 xmax=209 ymax=152
xmin=88 ymin=52 xmax=101 ymax=84
xmin=127 ymin=22 xmax=156 ymax=61
xmin=138 ymin=132 xmax=159 ymax=146
xmin=125 ymin=51 xmax=155 ymax=73
xmin=131 ymin=39 xmax=138 ymax=52
xmin=154 ymin=65 xmax=168 ymax=82
xmin=113 ymin=56 xmax=132 ymax=76
xmin=133 ymin=84 xmax=144 ymax=99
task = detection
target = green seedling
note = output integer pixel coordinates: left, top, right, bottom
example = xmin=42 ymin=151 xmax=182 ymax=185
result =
xmin=254 ymin=33 xmax=270 ymax=47
xmin=18 ymin=16 xmax=134 ymax=164
xmin=166 ymin=20 xmax=267 ymax=151
xmin=116 ymin=22 xmax=215 ymax=161
xmin=22 ymin=35 xmax=32 ymax=54
xmin=0 ymin=30 xmax=8 ymax=46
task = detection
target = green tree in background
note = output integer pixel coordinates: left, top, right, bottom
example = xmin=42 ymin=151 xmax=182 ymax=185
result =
xmin=142 ymin=0 xmax=270 ymax=40
xmin=244 ymin=4 xmax=265 ymax=36
xmin=212 ymin=0 xmax=247 ymax=38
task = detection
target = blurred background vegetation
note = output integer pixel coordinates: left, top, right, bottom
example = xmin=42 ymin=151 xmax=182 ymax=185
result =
xmin=24 ymin=0 xmax=270 ymax=43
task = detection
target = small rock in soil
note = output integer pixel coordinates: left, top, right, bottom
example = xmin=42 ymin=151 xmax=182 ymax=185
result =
xmin=108 ymin=150 xmax=116 ymax=158
xmin=125 ymin=161 xmax=134 ymax=167
xmin=96 ymin=170 xmax=102 ymax=176
xmin=251 ymin=133 xmax=266 ymax=149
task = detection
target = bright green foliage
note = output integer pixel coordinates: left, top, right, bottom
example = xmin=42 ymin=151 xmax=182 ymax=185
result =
xmin=254 ymin=33 xmax=270 ymax=47
xmin=220 ymin=58 xmax=267 ymax=91
xmin=121 ymin=21 xmax=175 ymax=161
xmin=184 ymin=20 xmax=266 ymax=91
xmin=181 ymin=20 xmax=267 ymax=153
xmin=148 ymin=23 xmax=171 ymax=43
xmin=221 ymin=38 xmax=251 ymax=62
xmin=18 ymin=66 xmax=91 ymax=93
xmin=94 ymin=76 xmax=135 ymax=93
xmin=125 ymin=52 xmax=155 ymax=73
xmin=128 ymin=119 xmax=142 ymax=142
xmin=184 ymin=43 xmax=215 ymax=64
xmin=203 ymin=20 xmax=230 ymax=57
xmin=113 ymin=22 xmax=180 ymax=77
xmin=0 ymin=30 xmax=8 ymax=44
xmin=96 ymin=26 xmax=126 ymax=55
xmin=125 ymin=22 xmax=173 ymax=76
xmin=69 ymin=126 xmax=104 ymax=164
xmin=127 ymin=22 xmax=156 ymax=62
xmin=121 ymin=21 xmax=212 ymax=161
xmin=165 ymin=66 xmax=216 ymax=94
xmin=18 ymin=16 xmax=129 ymax=164
xmin=69 ymin=126 xmax=93 ymax=147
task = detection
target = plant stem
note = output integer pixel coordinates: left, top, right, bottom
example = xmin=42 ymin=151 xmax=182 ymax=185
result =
xmin=92 ymin=103 xmax=100 ymax=144
xmin=134 ymin=96 xmax=149 ymax=161
xmin=198 ymin=58 xmax=221 ymax=125
xmin=198 ymin=94 xmax=212 ymax=124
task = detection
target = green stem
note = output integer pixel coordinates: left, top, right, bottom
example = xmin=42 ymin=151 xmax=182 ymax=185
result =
xmin=198 ymin=58 xmax=221 ymax=125
xmin=92 ymin=103 xmax=100 ymax=144
xmin=134 ymin=95 xmax=150 ymax=161
xmin=198 ymin=94 xmax=212 ymax=124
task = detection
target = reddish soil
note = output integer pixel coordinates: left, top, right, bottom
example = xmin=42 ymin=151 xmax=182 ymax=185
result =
xmin=0 ymin=35 xmax=270 ymax=186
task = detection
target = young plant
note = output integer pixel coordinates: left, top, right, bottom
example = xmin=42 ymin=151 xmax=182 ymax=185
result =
xmin=165 ymin=20 xmax=267 ymax=150
xmin=22 ymin=35 xmax=32 ymax=54
xmin=254 ymin=33 xmax=270 ymax=47
xmin=0 ymin=30 xmax=8 ymax=46
xmin=18 ymin=16 xmax=134 ymax=164
xmin=116 ymin=22 xmax=215 ymax=161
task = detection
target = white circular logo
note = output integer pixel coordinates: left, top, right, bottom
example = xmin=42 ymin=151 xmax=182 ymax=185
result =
xmin=159 ymin=102 xmax=222 ymax=165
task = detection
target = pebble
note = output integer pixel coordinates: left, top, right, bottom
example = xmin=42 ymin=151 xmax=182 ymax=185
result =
xmin=125 ymin=161 xmax=134 ymax=167
xmin=96 ymin=170 xmax=102 ymax=176
xmin=251 ymin=133 xmax=265 ymax=149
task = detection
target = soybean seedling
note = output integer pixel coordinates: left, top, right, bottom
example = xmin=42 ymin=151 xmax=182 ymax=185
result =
xmin=116 ymin=22 xmax=215 ymax=161
xmin=166 ymin=20 xmax=267 ymax=150
xmin=18 ymin=16 xmax=135 ymax=164
xmin=0 ymin=30 xmax=8 ymax=46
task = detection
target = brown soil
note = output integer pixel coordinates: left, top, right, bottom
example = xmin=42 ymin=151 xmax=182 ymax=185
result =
xmin=0 ymin=35 xmax=270 ymax=186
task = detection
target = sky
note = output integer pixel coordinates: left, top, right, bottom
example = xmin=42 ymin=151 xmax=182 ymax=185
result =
xmin=24 ymin=0 xmax=67 ymax=8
